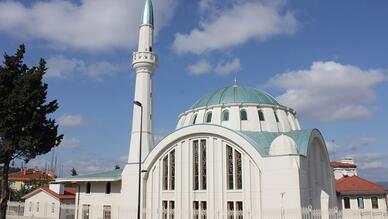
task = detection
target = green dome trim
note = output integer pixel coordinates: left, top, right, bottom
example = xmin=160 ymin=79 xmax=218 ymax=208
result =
xmin=190 ymin=86 xmax=281 ymax=109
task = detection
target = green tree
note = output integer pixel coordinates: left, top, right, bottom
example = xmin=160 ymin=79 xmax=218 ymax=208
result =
xmin=71 ymin=168 xmax=78 ymax=176
xmin=0 ymin=45 xmax=63 ymax=219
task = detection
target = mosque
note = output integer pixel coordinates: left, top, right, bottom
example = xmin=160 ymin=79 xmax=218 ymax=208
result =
xmin=57 ymin=0 xmax=337 ymax=218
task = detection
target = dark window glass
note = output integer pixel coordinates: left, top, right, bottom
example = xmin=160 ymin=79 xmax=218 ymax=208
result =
xmin=344 ymin=197 xmax=350 ymax=209
xmin=193 ymin=141 xmax=199 ymax=190
xmin=86 ymin=182 xmax=91 ymax=194
xmin=240 ymin=110 xmax=247 ymax=121
xmin=170 ymin=150 xmax=175 ymax=190
xmin=274 ymin=111 xmax=279 ymax=122
xmin=226 ymin=146 xmax=234 ymax=190
xmin=371 ymin=197 xmax=379 ymax=209
xmin=258 ymin=110 xmax=265 ymax=121
xmin=103 ymin=205 xmax=111 ymax=219
xmin=206 ymin=112 xmax=212 ymax=123
xmin=162 ymin=201 xmax=168 ymax=219
xmin=193 ymin=201 xmax=199 ymax=219
xmin=236 ymin=202 xmax=243 ymax=219
xmin=192 ymin=114 xmax=197 ymax=124
xmin=82 ymin=205 xmax=90 ymax=219
xmin=235 ymin=151 xmax=242 ymax=190
xmin=227 ymin=202 xmax=234 ymax=219
xmin=169 ymin=201 xmax=175 ymax=219
xmin=105 ymin=182 xmax=111 ymax=194
xmin=200 ymin=140 xmax=207 ymax=190
xmin=163 ymin=156 xmax=168 ymax=190
xmin=200 ymin=202 xmax=207 ymax=219
xmin=222 ymin=110 xmax=229 ymax=121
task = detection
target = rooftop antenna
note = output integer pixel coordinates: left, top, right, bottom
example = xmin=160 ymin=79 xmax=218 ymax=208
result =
xmin=233 ymin=73 xmax=238 ymax=87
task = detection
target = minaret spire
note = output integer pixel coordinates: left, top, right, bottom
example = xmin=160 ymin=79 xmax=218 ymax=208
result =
xmin=128 ymin=0 xmax=157 ymax=163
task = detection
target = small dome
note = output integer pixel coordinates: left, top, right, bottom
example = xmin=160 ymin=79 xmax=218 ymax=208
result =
xmin=191 ymin=86 xmax=281 ymax=110
xmin=269 ymin=135 xmax=298 ymax=155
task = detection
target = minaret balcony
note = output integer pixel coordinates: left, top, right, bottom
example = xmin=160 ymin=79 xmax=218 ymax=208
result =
xmin=132 ymin=52 xmax=158 ymax=66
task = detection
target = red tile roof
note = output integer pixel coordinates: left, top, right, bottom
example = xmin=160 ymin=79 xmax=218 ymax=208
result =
xmin=336 ymin=176 xmax=386 ymax=194
xmin=42 ymin=187 xmax=76 ymax=200
xmin=23 ymin=187 xmax=76 ymax=200
xmin=8 ymin=169 xmax=55 ymax=181
xmin=330 ymin=161 xmax=357 ymax=168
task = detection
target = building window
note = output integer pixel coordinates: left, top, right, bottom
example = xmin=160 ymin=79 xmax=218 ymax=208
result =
xmin=86 ymin=182 xmax=91 ymax=194
xmin=200 ymin=140 xmax=207 ymax=190
xmin=258 ymin=110 xmax=265 ymax=121
xmin=371 ymin=197 xmax=379 ymax=209
xmin=51 ymin=203 xmax=55 ymax=213
xmin=235 ymin=151 xmax=242 ymax=190
xmin=200 ymin=202 xmax=207 ymax=219
xmin=105 ymin=182 xmax=111 ymax=194
xmin=29 ymin=202 xmax=32 ymax=212
xmin=222 ymin=110 xmax=229 ymax=121
xmin=357 ymin=197 xmax=364 ymax=209
xmin=226 ymin=145 xmax=243 ymax=190
xmin=227 ymin=202 xmax=234 ymax=219
xmin=236 ymin=202 xmax=243 ymax=219
xmin=170 ymin=150 xmax=175 ymax=190
xmin=36 ymin=202 xmax=39 ymax=212
xmin=193 ymin=140 xmax=199 ymax=190
xmin=226 ymin=146 xmax=234 ymax=190
xmin=162 ymin=201 xmax=168 ymax=219
xmin=343 ymin=197 xmax=350 ymax=209
xmin=193 ymin=201 xmax=199 ymax=219
xmin=205 ymin=112 xmax=212 ymax=123
xmin=274 ymin=111 xmax=279 ymax=122
xmin=103 ymin=205 xmax=111 ymax=219
xmin=169 ymin=201 xmax=175 ymax=219
xmin=192 ymin=114 xmax=198 ymax=125
xmin=240 ymin=110 xmax=247 ymax=121
xmin=163 ymin=156 xmax=169 ymax=190
xmin=82 ymin=205 xmax=90 ymax=219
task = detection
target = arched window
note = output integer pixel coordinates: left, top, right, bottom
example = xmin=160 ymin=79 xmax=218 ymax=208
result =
xmin=274 ymin=111 xmax=280 ymax=123
xmin=222 ymin=110 xmax=229 ymax=121
xmin=192 ymin=114 xmax=197 ymax=125
xmin=105 ymin=182 xmax=111 ymax=194
xmin=205 ymin=112 xmax=212 ymax=123
xmin=240 ymin=109 xmax=247 ymax=121
xmin=86 ymin=182 xmax=91 ymax=194
xmin=258 ymin=110 xmax=265 ymax=121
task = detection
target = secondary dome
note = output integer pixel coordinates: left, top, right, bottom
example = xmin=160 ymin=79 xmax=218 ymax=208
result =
xmin=191 ymin=86 xmax=281 ymax=109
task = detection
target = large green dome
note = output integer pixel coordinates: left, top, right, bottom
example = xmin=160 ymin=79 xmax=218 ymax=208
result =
xmin=191 ymin=86 xmax=282 ymax=109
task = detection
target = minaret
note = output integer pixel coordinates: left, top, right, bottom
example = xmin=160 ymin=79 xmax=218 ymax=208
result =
xmin=128 ymin=0 xmax=157 ymax=163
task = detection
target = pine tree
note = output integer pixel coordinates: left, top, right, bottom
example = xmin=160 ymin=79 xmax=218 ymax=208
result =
xmin=0 ymin=45 xmax=63 ymax=219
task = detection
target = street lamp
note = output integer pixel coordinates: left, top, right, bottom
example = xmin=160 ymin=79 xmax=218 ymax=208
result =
xmin=133 ymin=100 xmax=143 ymax=219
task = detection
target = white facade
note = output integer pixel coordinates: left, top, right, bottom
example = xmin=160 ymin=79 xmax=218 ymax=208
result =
xmin=57 ymin=0 xmax=338 ymax=218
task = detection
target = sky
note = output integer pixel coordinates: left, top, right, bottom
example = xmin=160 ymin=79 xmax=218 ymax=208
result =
xmin=0 ymin=0 xmax=387 ymax=181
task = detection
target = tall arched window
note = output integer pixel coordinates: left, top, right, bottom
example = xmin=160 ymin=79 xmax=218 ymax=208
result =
xmin=192 ymin=114 xmax=198 ymax=125
xmin=205 ymin=112 xmax=212 ymax=123
xmin=105 ymin=182 xmax=111 ymax=194
xmin=222 ymin=110 xmax=229 ymax=121
xmin=274 ymin=111 xmax=280 ymax=123
xmin=86 ymin=182 xmax=91 ymax=194
xmin=258 ymin=110 xmax=265 ymax=121
xmin=240 ymin=109 xmax=247 ymax=121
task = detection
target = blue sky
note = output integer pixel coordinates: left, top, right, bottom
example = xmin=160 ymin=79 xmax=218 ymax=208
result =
xmin=0 ymin=0 xmax=387 ymax=181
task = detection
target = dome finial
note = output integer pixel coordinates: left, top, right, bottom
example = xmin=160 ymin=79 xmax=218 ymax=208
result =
xmin=142 ymin=0 xmax=154 ymax=25
xmin=233 ymin=74 xmax=238 ymax=87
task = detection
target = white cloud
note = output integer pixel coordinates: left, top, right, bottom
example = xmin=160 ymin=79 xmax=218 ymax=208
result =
xmin=188 ymin=59 xmax=212 ymax=75
xmin=58 ymin=114 xmax=86 ymax=127
xmin=46 ymin=55 xmax=120 ymax=80
xmin=268 ymin=61 xmax=387 ymax=122
xmin=59 ymin=137 xmax=81 ymax=149
xmin=0 ymin=0 xmax=177 ymax=51
xmin=173 ymin=1 xmax=297 ymax=54
xmin=215 ymin=58 xmax=241 ymax=75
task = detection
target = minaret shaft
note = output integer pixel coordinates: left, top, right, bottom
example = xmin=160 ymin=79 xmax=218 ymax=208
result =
xmin=128 ymin=2 xmax=157 ymax=163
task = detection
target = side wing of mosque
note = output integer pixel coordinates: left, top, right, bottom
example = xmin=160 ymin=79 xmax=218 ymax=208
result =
xmin=56 ymin=0 xmax=338 ymax=218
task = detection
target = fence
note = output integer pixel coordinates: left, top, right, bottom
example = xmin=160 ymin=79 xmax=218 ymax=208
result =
xmin=5 ymin=202 xmax=388 ymax=219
